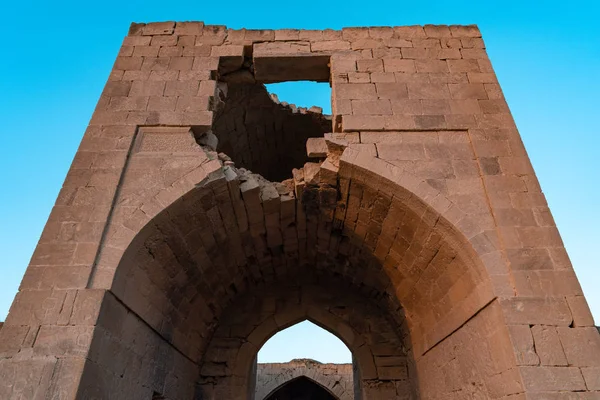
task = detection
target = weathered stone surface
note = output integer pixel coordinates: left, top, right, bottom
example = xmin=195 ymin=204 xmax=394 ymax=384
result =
xmin=508 ymin=325 xmax=540 ymax=366
xmin=520 ymin=366 xmax=586 ymax=392
xmin=1 ymin=21 xmax=597 ymax=400
xmin=581 ymin=367 xmax=600 ymax=390
xmin=557 ymin=327 xmax=600 ymax=367
xmin=256 ymin=359 xmax=353 ymax=400
xmin=532 ymin=325 xmax=568 ymax=366
xmin=306 ymin=137 xmax=329 ymax=158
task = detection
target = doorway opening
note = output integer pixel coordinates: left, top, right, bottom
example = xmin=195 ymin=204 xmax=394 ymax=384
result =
xmin=255 ymin=321 xmax=354 ymax=400
xmin=258 ymin=320 xmax=351 ymax=363
xmin=265 ymin=376 xmax=337 ymax=400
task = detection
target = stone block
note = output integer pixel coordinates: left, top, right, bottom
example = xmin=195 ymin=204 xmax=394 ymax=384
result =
xmin=375 ymin=83 xmax=409 ymax=100
xmin=501 ymin=297 xmax=573 ymax=326
xmin=447 ymin=60 xmax=481 ymax=74
xmin=566 ymin=296 xmax=595 ymax=327
xmin=508 ymin=325 xmax=540 ymax=365
xmin=424 ymin=25 xmax=452 ymax=38
xmin=336 ymin=83 xmax=378 ymax=100
xmin=306 ymin=138 xmax=328 ymax=158
xmin=557 ymin=327 xmax=600 ymax=367
xmin=70 ymin=289 xmax=106 ymax=325
xmin=5 ymin=290 xmax=69 ymax=326
xmin=254 ymin=50 xmax=330 ymax=82
xmin=532 ymin=325 xmax=568 ymax=366
xmin=342 ymin=115 xmax=385 ymax=131
xmin=449 ymin=83 xmax=488 ymax=99
xmin=415 ymin=59 xmax=449 ymax=73
xmin=407 ymin=83 xmax=450 ymax=99
xmin=0 ymin=358 xmax=56 ymax=399
xmin=582 ymin=367 xmax=600 ymax=390
xmin=520 ymin=366 xmax=586 ymax=392
xmin=357 ymin=59 xmax=384 ymax=73
xmin=449 ymin=25 xmax=482 ymax=38
xmin=140 ymin=22 xmax=175 ymax=35
xmin=351 ymin=99 xmax=393 ymax=115
xmin=174 ymin=21 xmax=204 ymax=36
xmin=0 ymin=325 xmax=29 ymax=356
xmin=383 ymin=58 xmax=416 ymax=73
xmin=34 ymin=325 xmax=94 ymax=357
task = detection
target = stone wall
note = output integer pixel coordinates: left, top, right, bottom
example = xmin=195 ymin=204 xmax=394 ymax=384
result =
xmin=0 ymin=21 xmax=598 ymax=400
xmin=256 ymin=359 xmax=353 ymax=400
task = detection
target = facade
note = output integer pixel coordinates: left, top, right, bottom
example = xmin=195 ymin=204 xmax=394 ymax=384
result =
xmin=0 ymin=21 xmax=599 ymax=399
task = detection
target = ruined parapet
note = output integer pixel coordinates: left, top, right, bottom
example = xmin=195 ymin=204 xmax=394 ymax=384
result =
xmin=256 ymin=359 xmax=353 ymax=400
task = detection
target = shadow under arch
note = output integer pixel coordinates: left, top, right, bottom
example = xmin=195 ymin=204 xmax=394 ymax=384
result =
xmin=199 ymin=273 xmax=412 ymax=399
xmin=337 ymin=149 xmax=501 ymax=354
xmin=90 ymin=142 xmax=517 ymax=399
xmin=262 ymin=375 xmax=342 ymax=400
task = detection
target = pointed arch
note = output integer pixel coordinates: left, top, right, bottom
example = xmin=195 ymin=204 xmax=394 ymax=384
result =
xmin=258 ymin=320 xmax=351 ymax=363
xmin=261 ymin=375 xmax=343 ymax=400
xmin=89 ymin=140 xmax=515 ymax=399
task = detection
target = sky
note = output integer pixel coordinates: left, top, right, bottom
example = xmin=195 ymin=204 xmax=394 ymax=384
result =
xmin=1 ymin=0 xmax=598 ymax=365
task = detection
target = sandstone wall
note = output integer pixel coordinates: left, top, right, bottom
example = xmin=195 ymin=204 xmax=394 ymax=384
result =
xmin=0 ymin=21 xmax=598 ymax=400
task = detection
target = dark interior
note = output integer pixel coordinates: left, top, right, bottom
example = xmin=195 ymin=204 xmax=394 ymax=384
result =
xmin=265 ymin=376 xmax=338 ymax=400
xmin=212 ymin=83 xmax=331 ymax=182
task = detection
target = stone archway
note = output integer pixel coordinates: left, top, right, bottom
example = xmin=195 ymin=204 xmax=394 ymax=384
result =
xmin=264 ymin=376 xmax=339 ymax=400
xmin=256 ymin=359 xmax=353 ymax=400
xmin=1 ymin=22 xmax=598 ymax=400
xmin=76 ymin=122 xmax=513 ymax=398
xmin=199 ymin=277 xmax=411 ymax=398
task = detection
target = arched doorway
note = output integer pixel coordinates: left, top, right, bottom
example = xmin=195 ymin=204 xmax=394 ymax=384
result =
xmin=2 ymin=23 xmax=598 ymax=400
xmin=258 ymin=321 xmax=351 ymax=364
xmin=265 ymin=376 xmax=338 ymax=400
xmin=80 ymin=130 xmax=509 ymax=398
xmin=256 ymin=322 xmax=353 ymax=399
xmin=200 ymin=274 xmax=411 ymax=398
xmin=77 ymin=52 xmax=517 ymax=399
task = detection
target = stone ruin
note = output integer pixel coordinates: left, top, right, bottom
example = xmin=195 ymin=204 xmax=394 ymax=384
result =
xmin=255 ymin=359 xmax=353 ymax=399
xmin=0 ymin=21 xmax=599 ymax=399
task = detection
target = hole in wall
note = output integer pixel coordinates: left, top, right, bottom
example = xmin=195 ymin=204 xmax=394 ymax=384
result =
xmin=208 ymin=53 xmax=333 ymax=183
xmin=211 ymin=82 xmax=332 ymax=182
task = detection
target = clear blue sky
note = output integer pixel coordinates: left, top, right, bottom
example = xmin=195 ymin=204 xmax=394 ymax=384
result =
xmin=1 ymin=0 xmax=598 ymax=364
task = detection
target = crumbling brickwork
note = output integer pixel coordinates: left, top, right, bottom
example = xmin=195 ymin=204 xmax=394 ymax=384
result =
xmin=255 ymin=359 xmax=353 ymax=400
xmin=0 ymin=21 xmax=598 ymax=399
xmin=213 ymin=84 xmax=330 ymax=181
